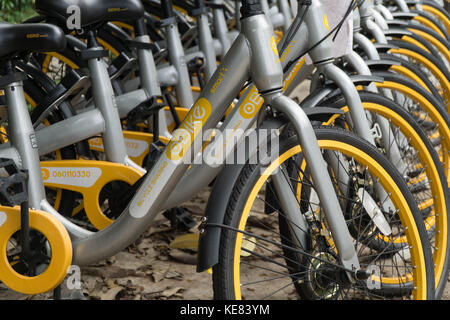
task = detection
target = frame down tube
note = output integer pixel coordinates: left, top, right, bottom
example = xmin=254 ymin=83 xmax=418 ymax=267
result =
xmin=70 ymin=34 xmax=251 ymax=266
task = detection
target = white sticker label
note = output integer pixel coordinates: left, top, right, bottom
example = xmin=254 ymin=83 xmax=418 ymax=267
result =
xmin=89 ymin=138 xmax=148 ymax=158
xmin=0 ymin=211 xmax=6 ymax=228
xmin=124 ymin=138 xmax=149 ymax=158
xmin=41 ymin=167 xmax=102 ymax=188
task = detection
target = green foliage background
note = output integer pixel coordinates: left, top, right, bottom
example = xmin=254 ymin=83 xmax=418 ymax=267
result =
xmin=0 ymin=0 xmax=35 ymax=22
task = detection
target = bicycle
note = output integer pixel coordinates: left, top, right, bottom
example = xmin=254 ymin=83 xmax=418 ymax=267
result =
xmin=0 ymin=0 xmax=436 ymax=299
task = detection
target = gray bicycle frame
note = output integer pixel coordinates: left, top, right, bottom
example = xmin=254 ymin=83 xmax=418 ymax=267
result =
xmin=160 ymin=0 xmax=400 ymax=212
xmin=1 ymin=5 xmax=361 ymax=272
xmin=28 ymin=0 xmax=397 ymax=212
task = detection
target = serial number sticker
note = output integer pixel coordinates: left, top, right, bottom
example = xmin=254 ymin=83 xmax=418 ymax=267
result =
xmin=0 ymin=212 xmax=6 ymax=228
xmin=124 ymin=138 xmax=149 ymax=158
xmin=41 ymin=167 xmax=102 ymax=188
xmin=88 ymin=137 xmax=149 ymax=158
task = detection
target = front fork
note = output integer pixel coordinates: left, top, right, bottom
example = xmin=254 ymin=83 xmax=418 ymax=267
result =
xmin=240 ymin=3 xmax=361 ymax=274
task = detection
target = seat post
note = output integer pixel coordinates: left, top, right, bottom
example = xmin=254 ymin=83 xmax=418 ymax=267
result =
xmin=81 ymin=29 xmax=130 ymax=164
xmin=86 ymin=30 xmax=99 ymax=49
xmin=1 ymin=60 xmax=47 ymax=209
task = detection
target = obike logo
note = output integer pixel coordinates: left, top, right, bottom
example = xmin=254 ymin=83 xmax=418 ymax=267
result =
xmin=283 ymin=57 xmax=305 ymax=90
xmin=239 ymin=87 xmax=263 ymax=119
xmin=324 ymin=14 xmax=330 ymax=31
xmin=166 ymin=98 xmax=212 ymax=161
xmin=270 ymin=36 xmax=280 ymax=64
xmin=41 ymin=168 xmax=50 ymax=181
xmin=210 ymin=67 xmax=228 ymax=94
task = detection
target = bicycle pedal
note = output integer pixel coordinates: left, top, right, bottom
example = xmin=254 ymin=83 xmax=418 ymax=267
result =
xmin=163 ymin=207 xmax=197 ymax=231
xmin=0 ymin=158 xmax=27 ymax=207
xmin=419 ymin=205 xmax=433 ymax=218
xmin=408 ymin=181 xmax=429 ymax=193
xmin=430 ymin=137 xmax=441 ymax=147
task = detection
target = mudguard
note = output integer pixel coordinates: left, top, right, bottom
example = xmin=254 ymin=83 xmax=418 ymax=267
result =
xmin=391 ymin=12 xmax=418 ymax=19
xmin=363 ymin=59 xmax=401 ymax=71
xmin=372 ymin=43 xmax=400 ymax=53
xmin=382 ymin=28 xmax=414 ymax=37
xmin=324 ymin=75 xmax=384 ymax=88
xmin=196 ymin=92 xmax=347 ymax=272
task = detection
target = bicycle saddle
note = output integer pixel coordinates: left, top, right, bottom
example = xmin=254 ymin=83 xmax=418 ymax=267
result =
xmin=0 ymin=23 xmax=66 ymax=59
xmin=34 ymin=0 xmax=145 ymax=30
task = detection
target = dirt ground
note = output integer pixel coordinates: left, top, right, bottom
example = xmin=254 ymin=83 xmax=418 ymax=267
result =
xmin=1 ymin=184 xmax=449 ymax=301
xmin=1 ymin=81 xmax=448 ymax=301
xmin=0 ymin=188 xmax=215 ymax=301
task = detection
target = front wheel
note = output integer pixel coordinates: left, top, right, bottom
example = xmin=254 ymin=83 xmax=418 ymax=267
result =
xmin=212 ymin=127 xmax=434 ymax=300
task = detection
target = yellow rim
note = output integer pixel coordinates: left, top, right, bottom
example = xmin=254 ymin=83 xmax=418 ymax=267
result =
xmin=406 ymin=28 xmax=450 ymax=64
xmin=401 ymin=35 xmax=430 ymax=52
xmin=375 ymin=80 xmax=450 ymax=182
xmin=421 ymin=5 xmax=450 ymax=34
xmin=389 ymin=65 xmax=432 ymax=94
xmin=358 ymin=103 xmax=446 ymax=286
xmin=41 ymin=52 xmax=80 ymax=72
xmin=97 ymin=38 xmax=120 ymax=58
xmin=322 ymin=102 xmax=446 ymax=287
xmin=0 ymin=207 xmax=72 ymax=295
xmin=232 ymin=140 xmax=428 ymax=300
xmin=389 ymin=47 xmax=450 ymax=110
xmin=412 ymin=15 xmax=446 ymax=38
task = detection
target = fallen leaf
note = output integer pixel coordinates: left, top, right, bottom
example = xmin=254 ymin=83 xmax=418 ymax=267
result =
xmin=169 ymin=249 xmax=197 ymax=265
xmin=169 ymin=233 xmax=200 ymax=251
xmin=82 ymin=266 xmax=136 ymax=278
xmin=100 ymin=286 xmax=124 ymax=300
xmin=161 ymin=287 xmax=184 ymax=297
xmin=183 ymin=205 xmax=204 ymax=216
xmin=164 ymin=270 xmax=183 ymax=280
xmin=151 ymin=271 xmax=165 ymax=283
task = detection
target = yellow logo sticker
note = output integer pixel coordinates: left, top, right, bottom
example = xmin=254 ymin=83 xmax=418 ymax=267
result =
xmin=239 ymin=87 xmax=263 ymax=119
xmin=41 ymin=168 xmax=50 ymax=181
xmin=324 ymin=14 xmax=330 ymax=31
xmin=210 ymin=67 xmax=228 ymax=94
xmin=270 ymin=36 xmax=280 ymax=64
xmin=166 ymin=98 xmax=212 ymax=161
